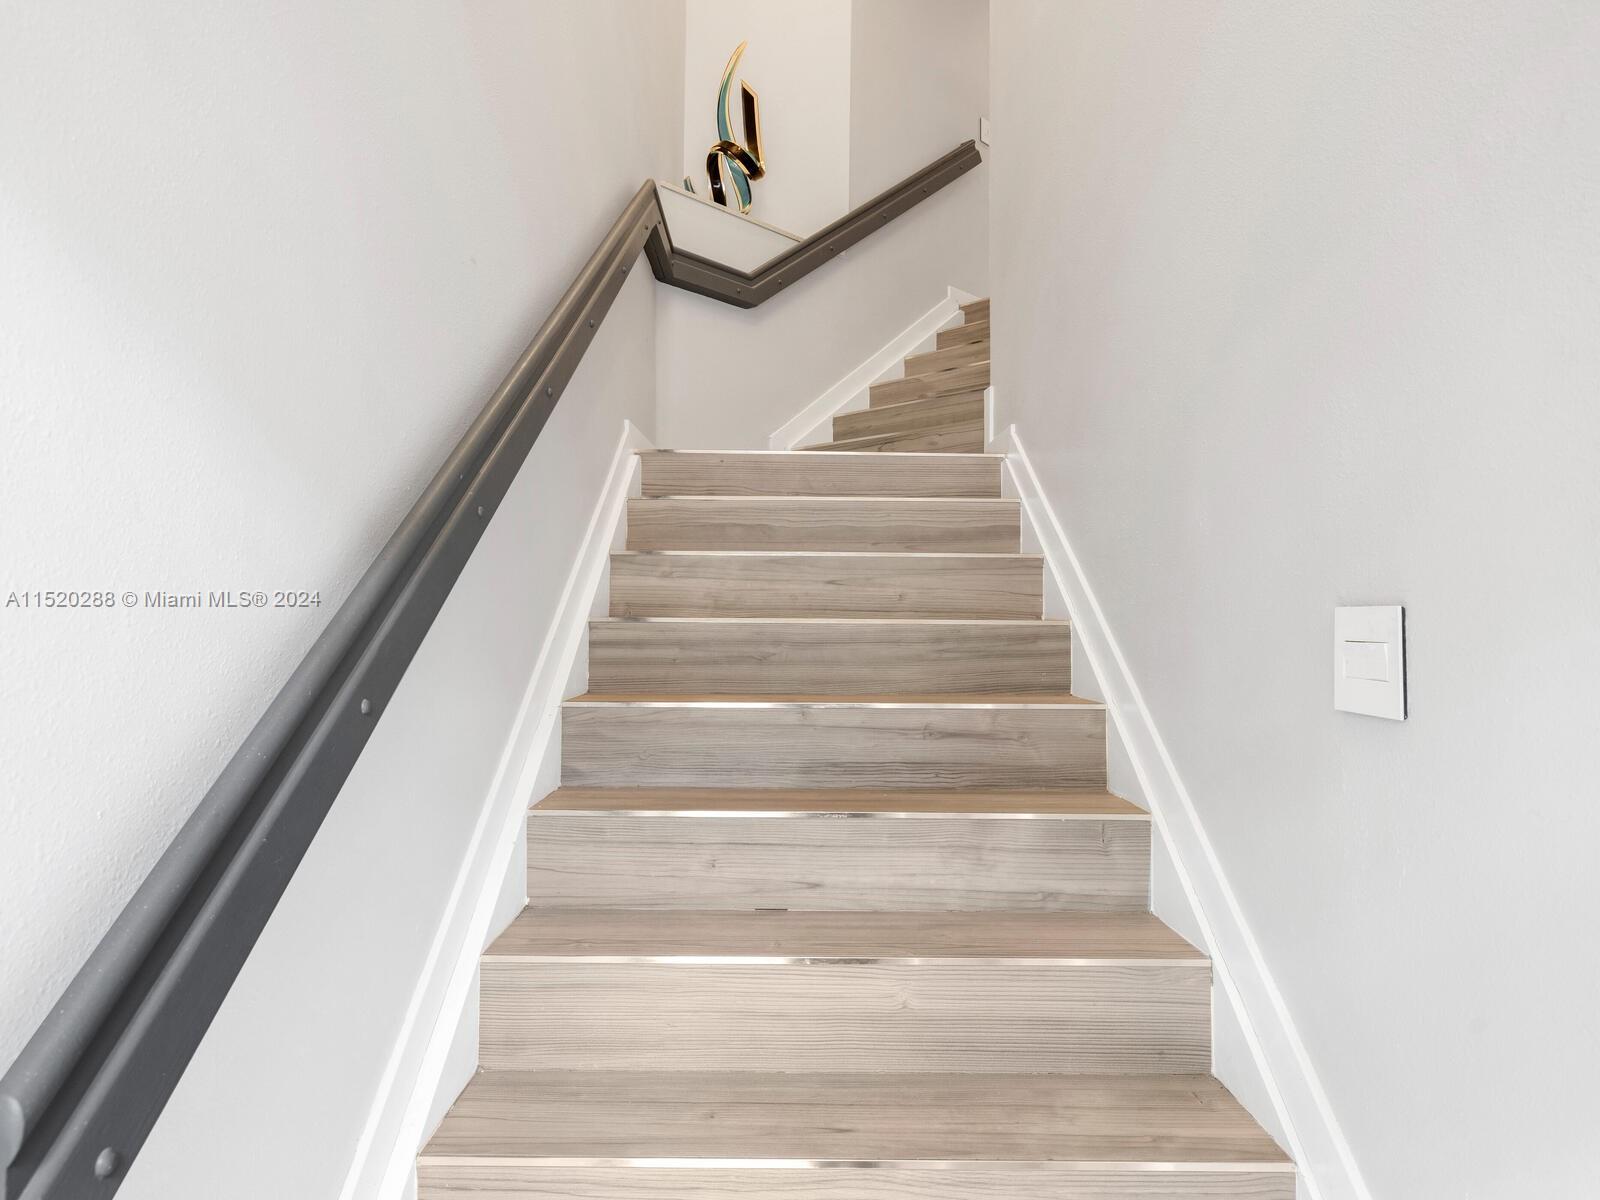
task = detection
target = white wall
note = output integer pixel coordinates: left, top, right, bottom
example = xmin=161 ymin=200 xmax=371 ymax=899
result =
xmin=990 ymin=3 xmax=1600 ymax=1198
xmin=659 ymin=0 xmax=988 ymax=449
xmin=850 ymin=0 xmax=989 ymax=205
xmin=681 ymin=0 xmax=852 ymax=236
xmin=0 ymin=1 xmax=683 ymax=1194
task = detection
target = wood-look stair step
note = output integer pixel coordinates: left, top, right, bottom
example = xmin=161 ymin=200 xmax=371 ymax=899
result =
xmin=536 ymin=786 xmax=1142 ymax=817
xmin=419 ymin=1070 xmax=1294 ymax=1199
xmin=625 ymin=495 xmax=1017 ymax=552
xmin=478 ymin=909 xmax=1209 ymax=1074
xmin=639 ymin=449 xmax=1000 ymax=497
xmin=608 ymin=551 xmax=1043 ymax=619
xmin=904 ymin=339 xmax=990 ymax=375
xmin=962 ymin=297 xmax=990 ymax=322
xmin=529 ymin=787 xmax=1150 ymax=912
xmin=587 ymin=616 xmax=1069 ymax=694
xmin=832 ymin=391 xmax=984 ymax=441
xmin=802 ymin=422 xmax=985 ymax=453
xmin=559 ymin=694 xmax=1107 ymax=789
xmin=937 ymin=316 xmax=989 ymax=348
xmin=869 ymin=360 xmax=991 ymax=408
xmin=486 ymin=907 xmax=1197 ymax=960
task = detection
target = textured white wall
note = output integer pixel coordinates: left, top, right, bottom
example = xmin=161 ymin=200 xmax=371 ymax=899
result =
xmin=990 ymin=3 xmax=1600 ymax=1197
xmin=0 ymin=1 xmax=682 ymax=1186
xmin=681 ymin=0 xmax=853 ymax=236
xmin=659 ymin=0 xmax=988 ymax=449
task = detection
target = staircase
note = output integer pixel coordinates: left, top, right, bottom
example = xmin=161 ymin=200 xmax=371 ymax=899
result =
xmin=801 ymin=298 xmax=991 ymax=452
xmin=417 ymin=300 xmax=1295 ymax=1198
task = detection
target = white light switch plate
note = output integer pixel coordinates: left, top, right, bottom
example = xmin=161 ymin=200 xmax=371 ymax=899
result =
xmin=1334 ymin=605 xmax=1407 ymax=719
xmin=978 ymin=116 xmax=991 ymax=146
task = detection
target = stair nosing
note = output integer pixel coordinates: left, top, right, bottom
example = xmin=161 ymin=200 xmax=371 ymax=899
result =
xmin=484 ymin=910 xmax=1206 ymax=965
xmin=614 ymin=549 xmax=1040 ymax=558
xmin=632 ymin=494 xmax=1012 ymax=504
xmin=532 ymin=787 xmax=1145 ymax=821
xmin=563 ymin=695 xmax=1102 ymax=710
xmin=637 ymin=448 xmax=1003 ymax=460
xmin=590 ymin=616 xmax=1068 ymax=624
xmin=417 ymin=1153 xmax=1291 ymax=1173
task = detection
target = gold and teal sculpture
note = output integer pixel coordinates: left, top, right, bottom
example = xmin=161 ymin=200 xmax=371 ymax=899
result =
xmin=687 ymin=41 xmax=766 ymax=213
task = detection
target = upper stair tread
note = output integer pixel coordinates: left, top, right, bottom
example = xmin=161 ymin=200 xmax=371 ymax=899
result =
xmin=484 ymin=908 xmax=1203 ymax=961
xmin=420 ymin=1069 xmax=1290 ymax=1167
xmin=535 ymin=786 xmax=1141 ymax=818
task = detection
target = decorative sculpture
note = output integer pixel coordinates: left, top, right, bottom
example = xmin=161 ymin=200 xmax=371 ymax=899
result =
xmin=696 ymin=41 xmax=765 ymax=213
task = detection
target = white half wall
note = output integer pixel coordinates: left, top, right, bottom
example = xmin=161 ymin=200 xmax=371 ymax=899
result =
xmin=0 ymin=2 xmax=683 ymax=1194
xmin=991 ymin=3 xmax=1600 ymax=1198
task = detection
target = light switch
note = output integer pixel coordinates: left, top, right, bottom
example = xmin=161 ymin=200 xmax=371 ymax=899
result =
xmin=1341 ymin=640 xmax=1390 ymax=682
xmin=1334 ymin=606 xmax=1406 ymax=719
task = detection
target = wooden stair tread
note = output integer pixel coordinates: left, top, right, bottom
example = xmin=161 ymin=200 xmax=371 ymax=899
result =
xmin=637 ymin=450 xmax=1002 ymax=499
xmin=802 ymin=423 xmax=984 ymax=453
xmin=420 ymin=1070 xmax=1290 ymax=1168
xmin=868 ymin=361 xmax=991 ymax=406
xmin=566 ymin=691 xmax=1097 ymax=706
xmin=937 ymin=316 xmax=990 ymax=347
xmin=904 ymin=341 xmax=991 ymax=375
xmin=484 ymin=908 xmax=1203 ymax=961
xmin=534 ymin=786 xmax=1143 ymax=818
xmin=843 ymin=390 xmax=985 ymax=422
xmin=626 ymin=493 xmax=1017 ymax=553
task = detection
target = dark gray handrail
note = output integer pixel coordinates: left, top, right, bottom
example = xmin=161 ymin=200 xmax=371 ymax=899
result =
xmin=0 ymin=139 xmax=981 ymax=1200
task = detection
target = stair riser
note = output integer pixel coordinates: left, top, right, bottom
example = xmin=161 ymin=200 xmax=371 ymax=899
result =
xmin=640 ymin=452 xmax=1001 ymax=498
xmin=937 ymin=318 xmax=990 ymax=349
xmin=962 ymin=299 xmax=990 ymax=322
xmin=626 ymin=498 xmax=1017 ymax=553
xmin=528 ymin=814 xmax=1150 ymax=911
xmin=834 ymin=393 xmax=984 ymax=440
xmin=480 ymin=961 xmax=1209 ymax=1073
xmin=420 ymin=1167 xmax=1294 ymax=1200
xmin=904 ymin=341 xmax=990 ymax=375
xmin=561 ymin=705 xmax=1107 ymax=789
xmin=609 ymin=554 xmax=1043 ymax=619
xmin=587 ymin=619 xmax=1068 ymax=693
xmin=870 ymin=362 xmax=991 ymax=408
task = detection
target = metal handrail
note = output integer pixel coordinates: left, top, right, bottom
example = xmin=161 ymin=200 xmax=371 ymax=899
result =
xmin=0 ymin=139 xmax=982 ymax=1200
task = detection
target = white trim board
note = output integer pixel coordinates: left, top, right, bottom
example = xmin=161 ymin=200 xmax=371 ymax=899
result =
xmin=993 ymin=422 xmax=1371 ymax=1200
xmin=337 ymin=420 xmax=653 ymax=1200
xmin=768 ymin=285 xmax=978 ymax=449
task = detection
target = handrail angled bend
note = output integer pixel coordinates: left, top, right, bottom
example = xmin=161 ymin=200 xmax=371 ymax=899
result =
xmin=0 ymin=138 xmax=981 ymax=1200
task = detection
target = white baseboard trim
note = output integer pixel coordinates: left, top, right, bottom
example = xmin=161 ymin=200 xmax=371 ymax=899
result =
xmin=338 ymin=420 xmax=653 ymax=1200
xmin=993 ymin=422 xmax=1371 ymax=1200
xmin=767 ymin=285 xmax=978 ymax=449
